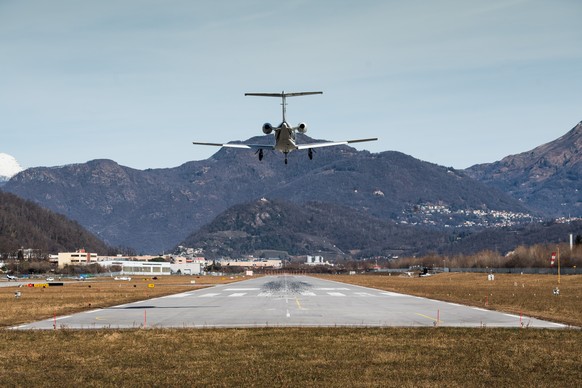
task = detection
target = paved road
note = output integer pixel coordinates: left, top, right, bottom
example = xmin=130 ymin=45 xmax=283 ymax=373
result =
xmin=13 ymin=275 xmax=568 ymax=329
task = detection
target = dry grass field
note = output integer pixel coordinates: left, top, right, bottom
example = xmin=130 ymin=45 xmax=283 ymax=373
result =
xmin=0 ymin=275 xmax=244 ymax=327
xmin=0 ymin=273 xmax=580 ymax=387
xmin=0 ymin=327 xmax=581 ymax=387
xmin=317 ymin=273 xmax=582 ymax=327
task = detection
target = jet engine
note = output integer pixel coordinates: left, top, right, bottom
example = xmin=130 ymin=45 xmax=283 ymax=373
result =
xmin=262 ymin=123 xmax=273 ymax=134
xmin=297 ymin=122 xmax=307 ymax=133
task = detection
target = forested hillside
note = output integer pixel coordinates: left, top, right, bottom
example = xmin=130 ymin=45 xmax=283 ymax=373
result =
xmin=3 ymin=136 xmax=527 ymax=253
xmin=178 ymin=198 xmax=450 ymax=258
xmin=0 ymin=191 xmax=112 ymax=257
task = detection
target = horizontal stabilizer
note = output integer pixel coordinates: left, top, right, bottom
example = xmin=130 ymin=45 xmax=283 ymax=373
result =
xmin=245 ymin=91 xmax=323 ymax=98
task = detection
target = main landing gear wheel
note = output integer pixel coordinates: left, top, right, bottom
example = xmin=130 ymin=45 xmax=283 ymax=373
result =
xmin=256 ymin=149 xmax=264 ymax=161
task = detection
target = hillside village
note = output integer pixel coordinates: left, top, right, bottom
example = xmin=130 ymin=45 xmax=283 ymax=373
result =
xmin=400 ymin=203 xmax=539 ymax=228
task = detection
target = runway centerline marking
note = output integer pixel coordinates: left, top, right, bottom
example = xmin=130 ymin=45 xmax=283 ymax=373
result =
xmin=327 ymin=292 xmax=345 ymax=296
xmin=295 ymin=298 xmax=303 ymax=309
xmin=228 ymin=293 xmax=246 ymax=297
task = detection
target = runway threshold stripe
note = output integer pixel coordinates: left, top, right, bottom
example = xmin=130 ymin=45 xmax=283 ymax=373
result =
xmin=199 ymin=293 xmax=220 ymax=298
xmin=380 ymin=292 xmax=406 ymax=297
xmin=228 ymin=293 xmax=246 ymax=297
xmin=225 ymin=288 xmax=260 ymax=291
xmin=327 ymin=292 xmax=345 ymax=296
xmin=163 ymin=293 xmax=192 ymax=298
xmin=315 ymin=288 xmax=349 ymax=291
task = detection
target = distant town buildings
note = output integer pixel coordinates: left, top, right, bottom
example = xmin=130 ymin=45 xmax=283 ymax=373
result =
xmin=400 ymin=203 xmax=539 ymax=228
xmin=305 ymin=255 xmax=334 ymax=266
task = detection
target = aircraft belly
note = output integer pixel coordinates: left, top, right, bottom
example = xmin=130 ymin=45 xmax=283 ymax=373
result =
xmin=276 ymin=140 xmax=297 ymax=153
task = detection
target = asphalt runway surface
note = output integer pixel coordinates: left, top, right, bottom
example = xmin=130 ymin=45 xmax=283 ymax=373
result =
xmin=13 ymin=275 xmax=568 ymax=330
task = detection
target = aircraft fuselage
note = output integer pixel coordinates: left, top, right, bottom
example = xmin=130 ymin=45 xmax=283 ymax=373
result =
xmin=274 ymin=122 xmax=297 ymax=154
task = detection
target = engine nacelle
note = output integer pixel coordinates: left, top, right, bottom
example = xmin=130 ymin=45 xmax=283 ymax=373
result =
xmin=297 ymin=122 xmax=307 ymax=133
xmin=262 ymin=123 xmax=273 ymax=134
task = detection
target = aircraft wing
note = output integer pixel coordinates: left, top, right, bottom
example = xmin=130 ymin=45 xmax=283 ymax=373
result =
xmin=193 ymin=142 xmax=251 ymax=149
xmin=296 ymin=138 xmax=378 ymax=150
xmin=192 ymin=142 xmax=275 ymax=150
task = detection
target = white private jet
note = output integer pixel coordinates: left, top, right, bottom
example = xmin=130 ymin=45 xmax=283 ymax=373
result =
xmin=6 ymin=274 xmax=18 ymax=281
xmin=193 ymin=91 xmax=378 ymax=164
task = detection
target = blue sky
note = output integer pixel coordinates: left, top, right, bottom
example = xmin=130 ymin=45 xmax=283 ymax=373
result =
xmin=1 ymin=0 xmax=581 ymax=170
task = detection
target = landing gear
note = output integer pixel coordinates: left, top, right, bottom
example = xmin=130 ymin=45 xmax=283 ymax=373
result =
xmin=308 ymin=148 xmax=314 ymax=160
xmin=284 ymin=151 xmax=289 ymax=165
xmin=256 ymin=149 xmax=264 ymax=161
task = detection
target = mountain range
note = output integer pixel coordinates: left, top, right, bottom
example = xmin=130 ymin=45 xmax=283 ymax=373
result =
xmin=2 ymin=122 xmax=581 ymax=255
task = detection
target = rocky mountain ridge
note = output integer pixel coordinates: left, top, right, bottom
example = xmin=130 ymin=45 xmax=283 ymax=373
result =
xmin=3 ymin=134 xmax=528 ymax=253
xmin=466 ymin=121 xmax=582 ymax=216
xmin=3 ymin=120 xmax=580 ymax=255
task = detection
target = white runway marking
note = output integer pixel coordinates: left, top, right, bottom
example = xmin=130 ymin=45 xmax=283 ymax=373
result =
xmin=327 ymin=292 xmax=346 ymax=296
xmin=354 ymin=292 xmax=376 ymax=297
xmin=300 ymin=291 xmax=316 ymax=296
xmin=199 ymin=293 xmax=220 ymax=298
xmin=225 ymin=288 xmax=260 ymax=291
xmin=164 ymin=292 xmax=192 ymax=298
xmin=380 ymin=292 xmax=407 ymax=297
xmin=315 ymin=287 xmax=350 ymax=291
xmin=228 ymin=293 xmax=246 ymax=297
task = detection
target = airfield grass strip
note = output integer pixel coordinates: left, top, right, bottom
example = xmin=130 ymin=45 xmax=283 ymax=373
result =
xmin=317 ymin=273 xmax=582 ymax=327
xmin=0 ymin=327 xmax=580 ymax=387
xmin=0 ymin=276 xmax=243 ymax=328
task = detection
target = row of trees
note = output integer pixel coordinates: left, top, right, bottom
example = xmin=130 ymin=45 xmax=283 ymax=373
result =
xmin=384 ymin=241 xmax=582 ymax=269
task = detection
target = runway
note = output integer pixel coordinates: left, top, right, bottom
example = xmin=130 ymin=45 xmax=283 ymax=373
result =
xmin=13 ymin=275 xmax=568 ymax=329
